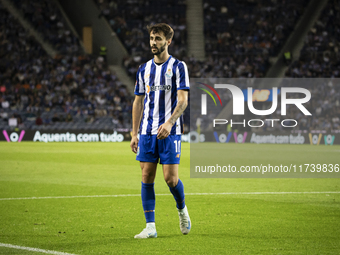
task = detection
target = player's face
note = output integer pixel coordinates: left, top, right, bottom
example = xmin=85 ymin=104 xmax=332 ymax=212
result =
xmin=150 ymin=31 xmax=168 ymax=55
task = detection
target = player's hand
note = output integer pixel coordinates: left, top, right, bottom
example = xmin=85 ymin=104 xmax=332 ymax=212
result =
xmin=130 ymin=136 xmax=139 ymax=153
xmin=157 ymin=121 xmax=172 ymax=140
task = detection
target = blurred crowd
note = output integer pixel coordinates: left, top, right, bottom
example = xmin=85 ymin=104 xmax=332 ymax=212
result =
xmin=286 ymin=0 xmax=340 ymax=78
xmin=0 ymin=3 xmax=132 ymax=130
xmin=1 ymin=0 xmax=339 ymax=133
xmin=109 ymin=0 xmax=308 ymax=80
xmin=204 ymin=0 xmax=308 ymax=56
xmin=12 ymin=0 xmax=82 ymax=55
xmin=96 ymin=0 xmax=274 ymax=79
xmin=96 ymin=0 xmax=187 ymax=78
xmin=281 ymin=0 xmax=340 ymax=131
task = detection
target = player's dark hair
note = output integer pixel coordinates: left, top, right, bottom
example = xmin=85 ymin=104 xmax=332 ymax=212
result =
xmin=147 ymin=23 xmax=174 ymax=40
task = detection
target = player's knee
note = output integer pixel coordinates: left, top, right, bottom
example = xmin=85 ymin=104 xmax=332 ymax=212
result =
xmin=165 ymin=177 xmax=177 ymax=188
xmin=142 ymin=171 xmax=155 ymax=183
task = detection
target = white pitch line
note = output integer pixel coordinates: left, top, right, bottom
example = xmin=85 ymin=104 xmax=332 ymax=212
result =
xmin=0 ymin=194 xmax=141 ymax=201
xmin=0 ymin=243 xmax=77 ymax=255
xmin=186 ymin=191 xmax=340 ymax=195
xmin=0 ymin=191 xmax=339 ymax=201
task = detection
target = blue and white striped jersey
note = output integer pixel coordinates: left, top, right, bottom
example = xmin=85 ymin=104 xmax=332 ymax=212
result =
xmin=134 ymin=55 xmax=190 ymax=135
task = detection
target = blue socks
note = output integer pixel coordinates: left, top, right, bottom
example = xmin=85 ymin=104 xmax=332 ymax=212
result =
xmin=141 ymin=182 xmax=155 ymax=223
xmin=169 ymin=179 xmax=185 ymax=209
xmin=141 ymin=179 xmax=186 ymax=223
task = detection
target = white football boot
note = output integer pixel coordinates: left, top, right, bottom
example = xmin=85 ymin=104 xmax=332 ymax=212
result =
xmin=134 ymin=224 xmax=157 ymax=239
xmin=177 ymin=206 xmax=191 ymax=234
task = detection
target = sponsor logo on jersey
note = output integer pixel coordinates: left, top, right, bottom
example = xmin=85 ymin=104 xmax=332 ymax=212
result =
xmin=146 ymin=85 xmax=172 ymax=93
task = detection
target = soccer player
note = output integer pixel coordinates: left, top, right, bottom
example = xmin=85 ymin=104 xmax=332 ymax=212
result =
xmin=130 ymin=23 xmax=191 ymax=239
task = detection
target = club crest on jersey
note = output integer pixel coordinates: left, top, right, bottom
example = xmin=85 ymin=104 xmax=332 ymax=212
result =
xmin=165 ymin=68 xmax=173 ymax=78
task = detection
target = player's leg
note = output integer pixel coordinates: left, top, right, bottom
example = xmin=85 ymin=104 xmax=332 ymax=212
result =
xmin=135 ymin=135 xmax=158 ymax=239
xmin=159 ymin=135 xmax=191 ymax=235
xmin=134 ymin=162 xmax=158 ymax=239
xmin=163 ymin=164 xmax=184 ymax=208
xmin=163 ymin=164 xmax=191 ymax=234
xmin=140 ymin=161 xmax=157 ymax=225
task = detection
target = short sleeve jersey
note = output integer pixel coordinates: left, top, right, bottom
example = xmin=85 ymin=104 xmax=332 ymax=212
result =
xmin=134 ymin=55 xmax=190 ymax=135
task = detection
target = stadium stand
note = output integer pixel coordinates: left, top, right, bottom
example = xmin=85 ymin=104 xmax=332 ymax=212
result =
xmin=96 ymin=0 xmax=268 ymax=79
xmin=12 ymin=0 xmax=83 ymax=55
xmin=194 ymin=0 xmax=339 ymax=132
xmin=1 ymin=0 xmax=338 ymax=134
xmin=113 ymin=0 xmax=308 ymax=79
xmin=95 ymin=0 xmax=187 ymax=78
xmin=0 ymin=2 xmax=132 ymax=131
xmin=283 ymin=0 xmax=340 ymax=132
xmin=286 ymin=0 xmax=340 ymax=78
xmin=95 ymin=0 xmax=187 ymax=56
xmin=202 ymin=0 xmax=310 ymax=78
xmin=203 ymin=0 xmax=309 ymax=56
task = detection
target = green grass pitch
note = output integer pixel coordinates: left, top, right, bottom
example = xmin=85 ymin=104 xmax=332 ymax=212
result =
xmin=0 ymin=142 xmax=339 ymax=254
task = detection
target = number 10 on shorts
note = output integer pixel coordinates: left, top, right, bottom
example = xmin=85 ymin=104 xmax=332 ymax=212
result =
xmin=174 ymin=140 xmax=181 ymax=153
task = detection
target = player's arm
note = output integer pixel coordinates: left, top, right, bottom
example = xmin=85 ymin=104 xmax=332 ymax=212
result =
xmin=157 ymin=89 xmax=188 ymax=140
xmin=130 ymin=95 xmax=144 ymax=153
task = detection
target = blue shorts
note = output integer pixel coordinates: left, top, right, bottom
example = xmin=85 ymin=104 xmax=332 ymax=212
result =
xmin=136 ymin=135 xmax=182 ymax=164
